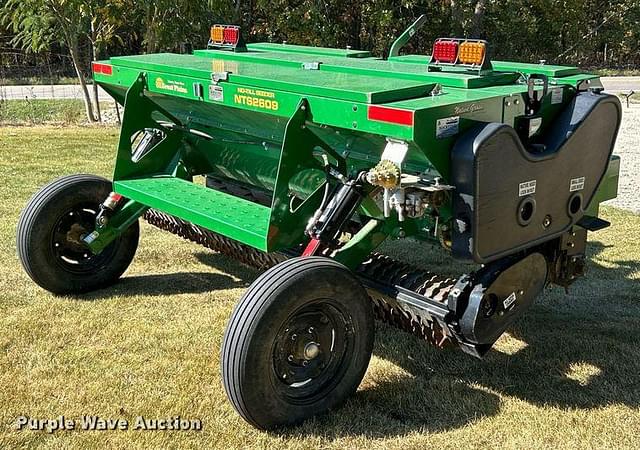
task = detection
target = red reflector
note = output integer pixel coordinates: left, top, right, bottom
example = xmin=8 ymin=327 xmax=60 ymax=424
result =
xmin=367 ymin=105 xmax=414 ymax=126
xmin=433 ymin=40 xmax=458 ymax=63
xmin=92 ymin=63 xmax=112 ymax=76
xmin=224 ymin=27 xmax=239 ymax=45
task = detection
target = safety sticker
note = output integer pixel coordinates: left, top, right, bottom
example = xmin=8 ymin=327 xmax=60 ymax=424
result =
xmin=570 ymin=176 xmax=585 ymax=192
xmin=503 ymin=292 xmax=517 ymax=310
xmin=209 ymin=85 xmax=224 ymax=102
xmin=519 ymin=180 xmax=537 ymax=197
xmin=551 ymin=88 xmax=563 ymax=105
xmin=436 ymin=116 xmax=459 ymax=139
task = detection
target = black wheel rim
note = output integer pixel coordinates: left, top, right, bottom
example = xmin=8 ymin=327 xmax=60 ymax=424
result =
xmin=50 ymin=202 xmax=117 ymax=274
xmin=271 ymin=299 xmax=355 ymax=404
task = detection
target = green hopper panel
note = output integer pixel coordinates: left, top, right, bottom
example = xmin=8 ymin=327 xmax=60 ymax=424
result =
xmin=114 ymin=177 xmax=271 ymax=251
xmin=192 ymin=50 xmax=520 ymax=89
xmin=109 ymin=53 xmax=435 ymax=104
xmin=246 ymin=42 xmax=372 ymax=58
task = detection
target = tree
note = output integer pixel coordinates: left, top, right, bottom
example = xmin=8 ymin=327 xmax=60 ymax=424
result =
xmin=1 ymin=0 xmax=107 ymax=121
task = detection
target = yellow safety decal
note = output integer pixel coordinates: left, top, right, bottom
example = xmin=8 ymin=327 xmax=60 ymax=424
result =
xmin=234 ymin=87 xmax=279 ymax=111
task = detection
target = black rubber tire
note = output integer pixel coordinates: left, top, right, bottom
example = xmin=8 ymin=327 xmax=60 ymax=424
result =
xmin=221 ymin=256 xmax=375 ymax=430
xmin=16 ymin=174 xmax=139 ymax=295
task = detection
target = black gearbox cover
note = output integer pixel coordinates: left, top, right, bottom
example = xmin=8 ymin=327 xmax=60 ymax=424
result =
xmin=451 ymin=92 xmax=621 ymax=263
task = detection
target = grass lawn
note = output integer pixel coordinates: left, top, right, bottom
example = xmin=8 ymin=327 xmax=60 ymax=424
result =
xmin=1 ymin=126 xmax=639 ymax=449
xmin=0 ymin=100 xmax=112 ymax=126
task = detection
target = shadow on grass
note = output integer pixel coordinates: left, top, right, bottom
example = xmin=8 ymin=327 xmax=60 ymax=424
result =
xmin=73 ymin=271 xmax=246 ymax=300
xmin=78 ymin=239 xmax=639 ymax=437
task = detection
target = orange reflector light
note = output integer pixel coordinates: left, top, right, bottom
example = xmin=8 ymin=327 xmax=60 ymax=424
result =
xmin=211 ymin=25 xmax=224 ymax=44
xmin=368 ymin=105 xmax=414 ymax=126
xmin=458 ymin=41 xmax=486 ymax=65
xmin=92 ymin=62 xmax=112 ymax=76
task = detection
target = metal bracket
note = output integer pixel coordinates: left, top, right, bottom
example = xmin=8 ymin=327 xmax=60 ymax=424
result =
xmin=211 ymin=72 xmax=230 ymax=84
xmin=526 ymin=73 xmax=549 ymax=115
xmin=389 ymin=15 xmax=428 ymax=58
xmin=302 ymin=61 xmax=322 ymax=70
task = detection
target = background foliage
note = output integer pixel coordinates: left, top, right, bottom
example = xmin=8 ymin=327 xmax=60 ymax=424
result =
xmin=1 ymin=0 xmax=638 ymax=103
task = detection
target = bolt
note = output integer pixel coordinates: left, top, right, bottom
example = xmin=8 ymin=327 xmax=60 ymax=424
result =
xmin=287 ymin=355 xmax=294 ymax=362
xmin=301 ymin=105 xmax=306 ymax=111
xmin=69 ymin=212 xmax=74 ymax=216
xmin=291 ymin=334 xmax=297 ymax=341
xmin=308 ymin=327 xmax=314 ymax=334
xmin=352 ymin=121 xmax=357 ymax=128
xmin=352 ymin=105 xmax=358 ymax=112
xmin=543 ymin=215 xmax=552 ymax=228
xmin=302 ymin=361 xmax=309 ymax=367
xmin=519 ymin=290 xmax=524 ymax=296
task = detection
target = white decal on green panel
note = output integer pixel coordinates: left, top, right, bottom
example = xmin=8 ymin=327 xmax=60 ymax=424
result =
xmin=436 ymin=116 xmax=459 ymax=139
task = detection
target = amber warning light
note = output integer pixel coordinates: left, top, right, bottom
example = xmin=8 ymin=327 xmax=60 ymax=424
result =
xmin=208 ymin=24 xmax=246 ymax=51
xmin=430 ymin=38 xmax=491 ymax=73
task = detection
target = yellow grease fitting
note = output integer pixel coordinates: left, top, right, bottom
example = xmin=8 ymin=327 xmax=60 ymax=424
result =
xmin=458 ymin=42 xmax=486 ymax=65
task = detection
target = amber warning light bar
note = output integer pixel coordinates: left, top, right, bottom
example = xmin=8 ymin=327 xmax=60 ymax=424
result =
xmin=208 ymin=24 xmax=247 ymax=52
xmin=429 ymin=38 xmax=492 ymax=74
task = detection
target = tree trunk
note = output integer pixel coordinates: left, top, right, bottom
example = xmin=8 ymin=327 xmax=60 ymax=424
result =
xmin=47 ymin=3 xmax=95 ymax=121
xmin=145 ymin=5 xmax=162 ymax=53
xmin=450 ymin=0 xmax=464 ymax=36
xmin=68 ymin=37 xmax=96 ymax=122
xmin=472 ymin=0 xmax=487 ymax=38
xmin=234 ymin=0 xmax=242 ymax=24
xmin=90 ymin=20 xmax=101 ymax=122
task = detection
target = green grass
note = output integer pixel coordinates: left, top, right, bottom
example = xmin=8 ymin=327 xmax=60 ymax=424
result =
xmin=0 ymin=126 xmax=639 ymax=449
xmin=0 ymin=99 xmax=90 ymax=125
xmin=592 ymin=68 xmax=640 ymax=77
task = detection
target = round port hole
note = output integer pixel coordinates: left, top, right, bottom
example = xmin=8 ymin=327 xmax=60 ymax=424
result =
xmin=568 ymin=193 xmax=583 ymax=216
xmin=517 ymin=197 xmax=536 ymax=226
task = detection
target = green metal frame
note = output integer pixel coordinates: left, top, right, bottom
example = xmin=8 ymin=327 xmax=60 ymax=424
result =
xmin=85 ymin=41 xmax=620 ymax=270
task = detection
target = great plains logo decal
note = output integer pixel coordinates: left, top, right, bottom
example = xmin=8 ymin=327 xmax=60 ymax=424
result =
xmin=154 ymin=77 xmax=188 ymax=94
xmin=453 ymin=103 xmax=484 ymax=115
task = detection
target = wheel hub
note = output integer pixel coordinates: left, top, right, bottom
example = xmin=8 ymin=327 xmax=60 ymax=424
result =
xmin=51 ymin=205 xmax=116 ymax=273
xmin=303 ymin=342 xmax=321 ymax=360
xmin=272 ymin=301 xmax=351 ymax=399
